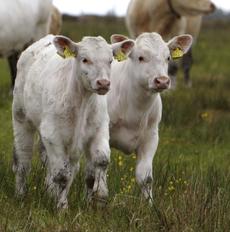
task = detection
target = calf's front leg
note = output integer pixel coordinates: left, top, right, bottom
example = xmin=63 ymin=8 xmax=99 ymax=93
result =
xmin=135 ymin=130 xmax=159 ymax=203
xmin=85 ymin=136 xmax=110 ymax=205
xmin=40 ymin=122 xmax=78 ymax=209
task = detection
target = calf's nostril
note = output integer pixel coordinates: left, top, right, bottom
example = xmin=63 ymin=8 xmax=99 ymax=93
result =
xmin=154 ymin=76 xmax=170 ymax=88
xmin=105 ymin=81 xmax=110 ymax=87
xmin=97 ymin=79 xmax=110 ymax=88
xmin=154 ymin=78 xmax=161 ymax=85
xmin=97 ymin=80 xmax=102 ymax=86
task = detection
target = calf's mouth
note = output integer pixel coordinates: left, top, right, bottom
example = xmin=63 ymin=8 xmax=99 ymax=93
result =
xmin=96 ymin=87 xmax=110 ymax=95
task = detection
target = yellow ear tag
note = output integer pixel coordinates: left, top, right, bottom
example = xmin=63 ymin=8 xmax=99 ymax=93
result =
xmin=63 ymin=46 xmax=76 ymax=59
xmin=114 ymin=50 xmax=127 ymax=62
xmin=172 ymin=47 xmax=183 ymax=59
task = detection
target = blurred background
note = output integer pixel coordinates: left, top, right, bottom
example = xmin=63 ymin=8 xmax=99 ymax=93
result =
xmin=0 ymin=0 xmax=230 ymax=231
xmin=52 ymin=0 xmax=230 ymax=16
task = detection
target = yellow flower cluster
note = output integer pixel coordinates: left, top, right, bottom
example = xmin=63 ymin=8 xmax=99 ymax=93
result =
xmin=114 ymin=153 xmax=136 ymax=194
xmin=115 ymin=153 xmax=136 ymax=168
xmin=120 ymin=176 xmax=135 ymax=194
xmin=118 ymin=155 xmax=123 ymax=167
xmin=164 ymin=178 xmax=189 ymax=196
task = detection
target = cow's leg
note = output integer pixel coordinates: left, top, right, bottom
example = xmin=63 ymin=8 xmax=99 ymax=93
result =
xmin=38 ymin=136 xmax=48 ymax=166
xmin=40 ymin=122 xmax=80 ymax=209
xmin=86 ymin=136 xmax=110 ymax=205
xmin=41 ymin=140 xmax=71 ymax=209
xmin=182 ymin=47 xmax=193 ymax=87
xmin=136 ymin=130 xmax=159 ymax=203
xmin=8 ymin=52 xmax=20 ymax=91
xmin=168 ymin=60 xmax=178 ymax=89
xmin=85 ymin=158 xmax=95 ymax=202
xmin=13 ymin=119 xmax=35 ymax=197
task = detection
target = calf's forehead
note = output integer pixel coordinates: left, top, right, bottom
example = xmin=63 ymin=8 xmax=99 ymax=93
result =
xmin=78 ymin=36 xmax=112 ymax=59
xmin=136 ymin=33 xmax=169 ymax=57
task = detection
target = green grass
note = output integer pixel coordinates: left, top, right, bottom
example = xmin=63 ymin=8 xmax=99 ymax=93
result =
xmin=0 ymin=18 xmax=230 ymax=231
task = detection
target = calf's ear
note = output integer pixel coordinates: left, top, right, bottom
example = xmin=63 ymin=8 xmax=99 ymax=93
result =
xmin=111 ymin=39 xmax=135 ymax=62
xmin=110 ymin=34 xmax=129 ymax=44
xmin=167 ymin=34 xmax=193 ymax=60
xmin=53 ymin=35 xmax=78 ymax=59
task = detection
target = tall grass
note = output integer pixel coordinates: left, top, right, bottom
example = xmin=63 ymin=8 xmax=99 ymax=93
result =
xmin=0 ymin=17 xmax=230 ymax=231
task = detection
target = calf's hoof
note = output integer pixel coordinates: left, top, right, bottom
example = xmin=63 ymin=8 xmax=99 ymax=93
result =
xmin=57 ymin=199 xmax=68 ymax=210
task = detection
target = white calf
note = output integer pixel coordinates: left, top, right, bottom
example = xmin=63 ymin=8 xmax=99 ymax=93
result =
xmin=126 ymin=0 xmax=215 ymax=86
xmin=12 ymin=34 xmax=134 ymax=208
xmin=108 ymin=33 xmax=193 ymax=202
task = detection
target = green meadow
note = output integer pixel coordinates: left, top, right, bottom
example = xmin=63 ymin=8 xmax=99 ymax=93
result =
xmin=0 ymin=16 xmax=230 ymax=231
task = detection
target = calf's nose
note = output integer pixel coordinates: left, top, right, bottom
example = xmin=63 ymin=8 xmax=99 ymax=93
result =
xmin=154 ymin=76 xmax=170 ymax=90
xmin=97 ymin=79 xmax=110 ymax=88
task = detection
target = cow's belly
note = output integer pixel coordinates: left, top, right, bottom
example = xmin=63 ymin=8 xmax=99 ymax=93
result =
xmin=110 ymin=127 xmax=139 ymax=155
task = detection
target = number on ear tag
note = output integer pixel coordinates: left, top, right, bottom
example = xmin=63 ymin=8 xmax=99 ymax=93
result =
xmin=172 ymin=47 xmax=183 ymax=59
xmin=114 ymin=50 xmax=127 ymax=62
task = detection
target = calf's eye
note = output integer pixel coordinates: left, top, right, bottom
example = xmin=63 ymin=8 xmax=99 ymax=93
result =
xmin=167 ymin=56 xmax=171 ymax=61
xmin=82 ymin=58 xmax=89 ymax=64
xmin=138 ymin=56 xmax=144 ymax=62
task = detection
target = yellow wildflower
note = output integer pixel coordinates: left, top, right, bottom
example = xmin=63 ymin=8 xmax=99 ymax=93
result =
xmin=168 ymin=186 xmax=175 ymax=191
xmin=201 ymin=112 xmax=209 ymax=120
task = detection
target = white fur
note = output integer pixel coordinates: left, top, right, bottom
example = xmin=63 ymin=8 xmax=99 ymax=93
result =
xmin=126 ymin=0 xmax=213 ymax=87
xmin=12 ymin=34 xmax=126 ymax=208
xmin=108 ymin=33 xmax=192 ymax=202
xmin=0 ymin=0 xmax=52 ymax=57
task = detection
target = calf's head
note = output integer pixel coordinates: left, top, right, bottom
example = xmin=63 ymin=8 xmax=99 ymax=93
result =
xmin=53 ymin=35 xmax=134 ymax=95
xmin=111 ymin=33 xmax=193 ymax=93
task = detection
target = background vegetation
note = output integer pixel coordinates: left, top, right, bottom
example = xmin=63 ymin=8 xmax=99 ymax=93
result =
xmin=0 ymin=15 xmax=230 ymax=231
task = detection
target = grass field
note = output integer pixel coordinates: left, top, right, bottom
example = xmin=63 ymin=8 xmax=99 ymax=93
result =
xmin=0 ymin=17 xmax=230 ymax=231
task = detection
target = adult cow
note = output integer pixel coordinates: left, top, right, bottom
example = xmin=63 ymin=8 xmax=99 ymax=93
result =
xmin=0 ymin=0 xmax=62 ymax=91
xmin=126 ymin=0 xmax=215 ymax=86
xmin=12 ymin=34 xmax=134 ymax=208
xmin=108 ymin=32 xmax=193 ymax=202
